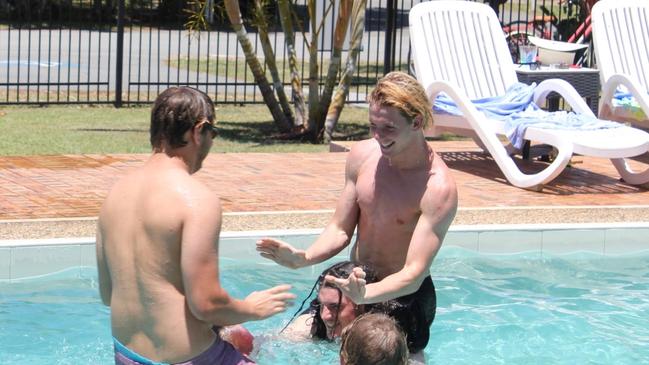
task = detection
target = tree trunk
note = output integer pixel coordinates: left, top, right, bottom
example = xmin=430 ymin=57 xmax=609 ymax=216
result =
xmin=224 ymin=0 xmax=291 ymax=132
xmin=323 ymin=0 xmax=367 ymax=142
xmin=253 ymin=0 xmax=295 ymax=126
xmin=93 ymin=0 xmax=103 ymax=20
xmin=317 ymin=0 xmax=352 ymax=136
xmin=278 ymin=0 xmax=306 ymax=129
xmin=306 ymin=0 xmax=320 ymax=139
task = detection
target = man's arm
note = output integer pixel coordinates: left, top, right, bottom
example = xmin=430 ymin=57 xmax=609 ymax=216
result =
xmin=95 ymin=217 xmax=112 ymax=306
xmin=255 ymin=177 xmax=360 ymax=268
xmin=182 ymin=190 xmax=295 ymax=326
xmin=329 ymin=172 xmax=458 ymax=304
xmin=303 ymin=169 xmax=361 ymax=263
xmin=256 ymin=143 xmax=371 ymax=268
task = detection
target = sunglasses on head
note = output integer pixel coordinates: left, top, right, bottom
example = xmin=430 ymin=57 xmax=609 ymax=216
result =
xmin=197 ymin=120 xmax=218 ymax=139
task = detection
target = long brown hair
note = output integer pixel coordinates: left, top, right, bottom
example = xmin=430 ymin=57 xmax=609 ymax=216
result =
xmin=280 ymin=261 xmax=378 ymax=340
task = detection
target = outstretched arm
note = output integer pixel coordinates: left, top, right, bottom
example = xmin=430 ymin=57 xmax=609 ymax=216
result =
xmin=256 ymin=143 xmax=371 ymax=268
xmin=255 ymin=178 xmax=359 ymax=268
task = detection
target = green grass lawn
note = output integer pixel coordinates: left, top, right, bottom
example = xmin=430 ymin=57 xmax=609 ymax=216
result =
xmin=0 ymin=104 xmax=371 ymax=155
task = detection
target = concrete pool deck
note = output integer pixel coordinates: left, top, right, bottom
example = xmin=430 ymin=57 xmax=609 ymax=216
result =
xmin=1 ymin=140 xmax=649 ymax=240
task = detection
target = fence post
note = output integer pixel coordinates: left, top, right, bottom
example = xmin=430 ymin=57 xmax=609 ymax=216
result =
xmin=114 ymin=0 xmax=125 ymax=108
xmin=383 ymin=0 xmax=396 ymax=75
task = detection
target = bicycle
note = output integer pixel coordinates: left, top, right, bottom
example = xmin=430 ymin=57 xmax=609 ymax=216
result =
xmin=503 ymin=0 xmax=596 ymax=64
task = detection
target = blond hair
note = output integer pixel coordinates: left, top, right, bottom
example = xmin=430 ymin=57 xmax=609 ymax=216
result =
xmin=340 ymin=313 xmax=409 ymax=365
xmin=367 ymin=71 xmax=432 ymax=128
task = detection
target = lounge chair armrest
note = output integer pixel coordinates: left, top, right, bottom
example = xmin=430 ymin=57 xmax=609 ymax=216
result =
xmin=426 ymin=81 xmax=488 ymax=123
xmin=600 ymin=74 xmax=649 ymax=116
xmin=533 ymin=78 xmax=594 ymax=116
xmin=427 ymin=80 xmax=506 ymax=139
xmin=426 ymin=80 xmax=573 ymax=188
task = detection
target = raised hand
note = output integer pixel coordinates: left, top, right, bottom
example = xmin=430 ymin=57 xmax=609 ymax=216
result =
xmin=324 ymin=267 xmax=367 ymax=304
xmin=256 ymin=237 xmax=307 ymax=269
xmin=245 ymin=284 xmax=296 ymax=320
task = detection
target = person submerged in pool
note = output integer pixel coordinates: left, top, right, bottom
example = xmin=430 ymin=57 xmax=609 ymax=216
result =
xmin=281 ymin=261 xmax=381 ymax=341
xmin=281 ymin=260 xmax=425 ymax=364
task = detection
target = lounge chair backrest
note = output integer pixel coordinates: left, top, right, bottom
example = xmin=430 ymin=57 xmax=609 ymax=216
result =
xmin=592 ymin=0 xmax=649 ymax=92
xmin=409 ymin=1 xmax=518 ymax=100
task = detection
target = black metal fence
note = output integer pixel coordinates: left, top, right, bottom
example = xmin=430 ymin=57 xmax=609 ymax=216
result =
xmin=0 ymin=0 xmax=589 ymax=106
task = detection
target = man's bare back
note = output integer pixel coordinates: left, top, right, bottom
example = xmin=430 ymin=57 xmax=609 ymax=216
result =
xmin=98 ymin=156 xmax=219 ymax=361
xmin=97 ymin=87 xmax=294 ymax=364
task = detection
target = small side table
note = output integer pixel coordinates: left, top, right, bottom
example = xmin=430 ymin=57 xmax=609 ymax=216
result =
xmin=515 ymin=66 xmax=600 ymax=114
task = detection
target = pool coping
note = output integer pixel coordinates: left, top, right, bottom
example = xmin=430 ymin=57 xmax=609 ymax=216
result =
xmin=3 ymin=205 xmax=649 ymax=240
xmin=2 ymin=221 xmax=649 ymax=247
xmin=2 ymin=203 xmax=649 ymax=281
xmin=0 ymin=222 xmax=649 ymax=282
xmin=2 ymin=221 xmax=649 ymax=281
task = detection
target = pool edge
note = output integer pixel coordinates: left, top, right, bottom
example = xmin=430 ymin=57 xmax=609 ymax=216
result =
xmin=2 ymin=222 xmax=649 ymax=280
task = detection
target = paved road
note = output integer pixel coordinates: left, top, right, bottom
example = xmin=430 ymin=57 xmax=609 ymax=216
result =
xmin=0 ymin=19 xmax=412 ymax=103
xmin=0 ymin=0 xmax=541 ymax=104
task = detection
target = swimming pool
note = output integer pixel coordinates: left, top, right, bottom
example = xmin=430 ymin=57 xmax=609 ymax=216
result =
xmin=1 ymin=239 xmax=648 ymax=364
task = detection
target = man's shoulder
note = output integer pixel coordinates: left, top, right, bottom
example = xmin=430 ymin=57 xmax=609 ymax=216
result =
xmin=182 ymin=177 xmax=221 ymax=213
xmin=421 ymin=159 xmax=458 ymax=216
xmin=106 ymin=165 xmax=218 ymax=212
xmin=279 ymin=314 xmax=313 ymax=341
xmin=347 ymin=139 xmax=379 ymax=172
xmin=425 ymin=166 xmax=456 ymax=198
xmin=348 ymin=139 xmax=377 ymax=156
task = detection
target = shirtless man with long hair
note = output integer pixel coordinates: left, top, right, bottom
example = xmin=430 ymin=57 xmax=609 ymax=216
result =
xmin=257 ymin=71 xmax=458 ymax=356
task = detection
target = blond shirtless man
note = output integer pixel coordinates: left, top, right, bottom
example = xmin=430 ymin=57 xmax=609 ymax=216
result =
xmin=257 ymin=72 xmax=458 ymax=355
xmin=97 ymin=86 xmax=295 ymax=365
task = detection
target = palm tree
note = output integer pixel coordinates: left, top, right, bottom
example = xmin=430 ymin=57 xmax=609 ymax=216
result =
xmin=323 ymin=0 xmax=366 ymax=142
xmin=224 ymin=0 xmax=292 ymax=132
xmin=222 ymin=0 xmax=366 ymax=142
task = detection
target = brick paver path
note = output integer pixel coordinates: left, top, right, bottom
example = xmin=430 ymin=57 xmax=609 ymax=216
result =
xmin=1 ymin=141 xmax=648 ymax=220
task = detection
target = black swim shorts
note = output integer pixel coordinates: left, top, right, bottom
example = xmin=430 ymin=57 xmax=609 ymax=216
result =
xmin=381 ymin=276 xmax=436 ymax=353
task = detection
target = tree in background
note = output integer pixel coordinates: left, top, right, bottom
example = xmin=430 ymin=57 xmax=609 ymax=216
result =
xmin=190 ymin=0 xmax=367 ymax=143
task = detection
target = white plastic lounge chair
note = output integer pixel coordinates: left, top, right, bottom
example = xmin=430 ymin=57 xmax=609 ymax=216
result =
xmin=409 ymin=0 xmax=649 ymax=188
xmin=592 ymin=0 xmax=649 ymax=131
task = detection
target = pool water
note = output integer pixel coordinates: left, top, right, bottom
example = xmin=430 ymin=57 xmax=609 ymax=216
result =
xmin=1 ymin=248 xmax=648 ymax=364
